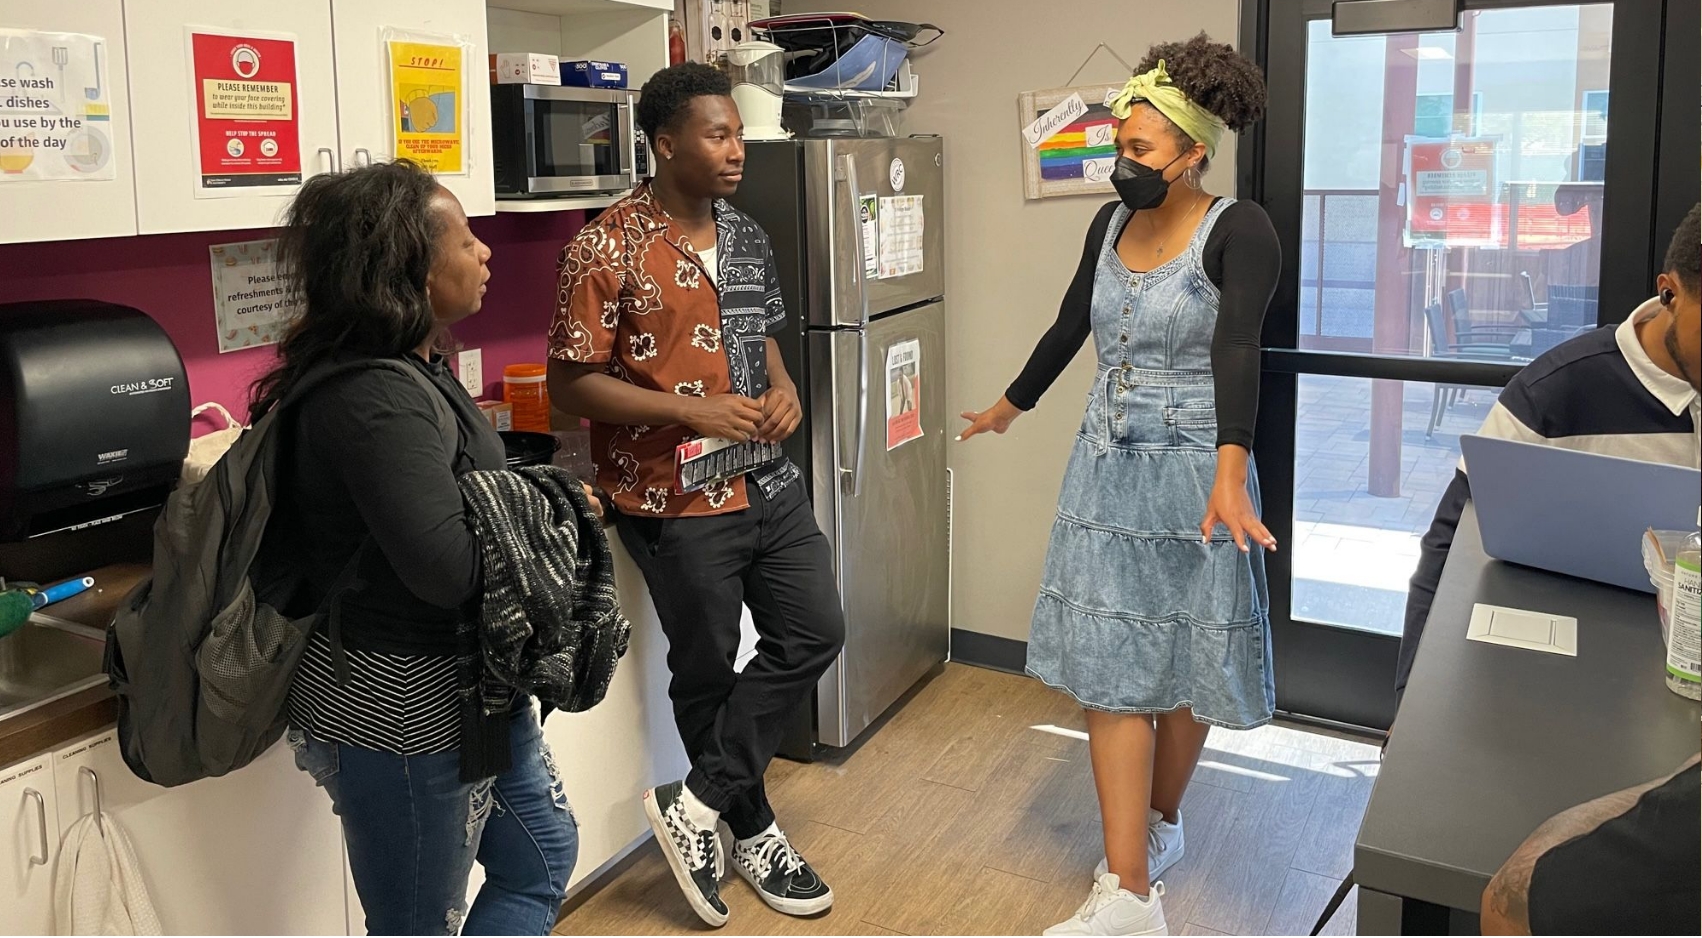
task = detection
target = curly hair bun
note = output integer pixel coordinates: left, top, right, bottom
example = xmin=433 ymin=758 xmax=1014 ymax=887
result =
xmin=1135 ymin=32 xmax=1267 ymax=132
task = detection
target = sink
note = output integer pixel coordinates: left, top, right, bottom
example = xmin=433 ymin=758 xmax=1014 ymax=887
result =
xmin=0 ymin=616 xmax=109 ymax=721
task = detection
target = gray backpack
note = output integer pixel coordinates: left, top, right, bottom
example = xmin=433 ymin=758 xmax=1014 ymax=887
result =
xmin=104 ymin=359 xmax=456 ymax=787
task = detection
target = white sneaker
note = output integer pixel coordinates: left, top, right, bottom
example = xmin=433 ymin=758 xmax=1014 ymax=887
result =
xmin=1095 ymin=810 xmax=1184 ymax=883
xmin=1044 ymin=874 xmax=1168 ymax=936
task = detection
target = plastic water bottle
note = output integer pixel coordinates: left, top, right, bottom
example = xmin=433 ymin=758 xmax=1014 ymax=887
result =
xmin=1667 ymin=508 xmax=1701 ymax=700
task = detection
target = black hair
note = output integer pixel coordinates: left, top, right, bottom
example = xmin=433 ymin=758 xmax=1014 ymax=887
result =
xmin=1134 ymin=32 xmax=1268 ymax=170
xmin=636 ymin=62 xmax=733 ymax=145
xmin=1663 ymin=202 xmax=1700 ymax=295
xmin=249 ymin=159 xmax=446 ymax=420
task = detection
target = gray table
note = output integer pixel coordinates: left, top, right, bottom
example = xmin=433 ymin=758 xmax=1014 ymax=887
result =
xmin=1355 ymin=504 xmax=1701 ymax=934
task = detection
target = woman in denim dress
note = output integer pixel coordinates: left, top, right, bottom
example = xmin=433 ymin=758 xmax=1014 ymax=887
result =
xmin=960 ymin=36 xmax=1278 ymax=936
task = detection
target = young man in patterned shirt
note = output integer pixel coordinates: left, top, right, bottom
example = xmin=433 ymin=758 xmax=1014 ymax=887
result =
xmin=548 ymin=63 xmax=843 ymax=927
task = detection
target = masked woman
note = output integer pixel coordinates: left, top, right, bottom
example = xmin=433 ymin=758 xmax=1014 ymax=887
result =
xmin=958 ymin=34 xmax=1277 ymax=936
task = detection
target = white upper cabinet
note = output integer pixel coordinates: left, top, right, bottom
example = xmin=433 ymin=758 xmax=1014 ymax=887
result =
xmin=333 ymin=0 xmax=495 ymax=216
xmin=124 ymin=1 xmax=340 ymax=235
xmin=0 ymin=1 xmax=139 ymax=243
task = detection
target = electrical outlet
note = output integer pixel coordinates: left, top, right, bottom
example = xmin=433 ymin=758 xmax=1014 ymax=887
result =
xmin=458 ymin=348 xmax=483 ymax=397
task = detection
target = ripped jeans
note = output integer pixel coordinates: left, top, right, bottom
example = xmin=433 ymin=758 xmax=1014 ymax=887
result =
xmin=287 ymin=698 xmax=579 ymax=935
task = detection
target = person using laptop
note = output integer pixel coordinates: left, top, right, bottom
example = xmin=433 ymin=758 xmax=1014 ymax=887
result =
xmin=1396 ymin=203 xmax=1701 ymax=703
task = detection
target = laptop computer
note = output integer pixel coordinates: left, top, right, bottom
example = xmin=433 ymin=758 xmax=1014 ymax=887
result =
xmin=1459 ymin=434 xmax=1700 ymax=592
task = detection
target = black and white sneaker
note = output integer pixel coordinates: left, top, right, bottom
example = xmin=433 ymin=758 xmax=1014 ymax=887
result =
xmin=643 ymin=782 xmax=729 ymax=927
xmin=730 ymin=825 xmax=834 ymax=916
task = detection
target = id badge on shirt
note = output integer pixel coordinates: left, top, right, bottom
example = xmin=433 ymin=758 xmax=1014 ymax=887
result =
xmin=674 ymin=437 xmax=783 ymax=494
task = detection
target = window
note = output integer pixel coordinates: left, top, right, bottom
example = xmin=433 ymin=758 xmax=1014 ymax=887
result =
xmin=1581 ymin=88 xmax=1610 ymax=139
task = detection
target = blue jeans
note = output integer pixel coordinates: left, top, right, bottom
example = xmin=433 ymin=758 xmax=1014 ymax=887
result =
xmin=287 ymin=700 xmax=578 ymax=936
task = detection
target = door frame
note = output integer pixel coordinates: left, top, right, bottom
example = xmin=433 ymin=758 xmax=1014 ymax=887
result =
xmin=1238 ymin=0 xmax=1696 ymax=730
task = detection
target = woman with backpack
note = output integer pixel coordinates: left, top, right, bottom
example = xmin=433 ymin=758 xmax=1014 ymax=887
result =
xmin=252 ymin=160 xmax=579 ymax=936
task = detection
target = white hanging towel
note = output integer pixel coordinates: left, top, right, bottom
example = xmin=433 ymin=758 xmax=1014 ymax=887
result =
xmin=54 ymin=812 xmax=161 ymax=936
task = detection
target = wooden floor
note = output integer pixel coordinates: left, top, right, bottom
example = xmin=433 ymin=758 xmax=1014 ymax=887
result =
xmin=556 ymin=664 xmax=1375 ymax=937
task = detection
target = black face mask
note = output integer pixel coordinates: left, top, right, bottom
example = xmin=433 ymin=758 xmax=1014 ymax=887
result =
xmin=1111 ymin=153 xmax=1185 ymax=211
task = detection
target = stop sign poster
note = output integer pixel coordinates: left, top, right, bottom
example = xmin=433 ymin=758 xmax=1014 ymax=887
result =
xmin=189 ymin=30 xmax=301 ymax=196
xmin=1405 ymin=136 xmax=1500 ymax=247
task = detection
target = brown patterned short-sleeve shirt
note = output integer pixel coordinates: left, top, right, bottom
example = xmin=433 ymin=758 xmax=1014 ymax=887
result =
xmin=550 ymin=184 xmax=799 ymax=518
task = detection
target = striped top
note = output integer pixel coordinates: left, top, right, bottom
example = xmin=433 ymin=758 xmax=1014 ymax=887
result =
xmin=286 ymin=630 xmax=461 ymax=754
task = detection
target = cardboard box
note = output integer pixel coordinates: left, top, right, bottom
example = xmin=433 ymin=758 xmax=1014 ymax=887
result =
xmin=561 ymin=60 xmax=629 ymax=88
xmin=489 ymin=53 xmax=560 ymax=85
xmin=478 ymin=400 xmax=514 ymax=432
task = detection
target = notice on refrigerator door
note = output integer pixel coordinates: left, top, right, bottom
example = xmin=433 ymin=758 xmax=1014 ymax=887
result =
xmin=388 ymin=35 xmax=465 ymax=175
xmin=188 ymin=28 xmax=302 ymax=198
xmin=0 ymin=29 xmax=116 ymax=181
xmin=859 ymin=193 xmax=879 ymax=278
xmin=885 ymin=339 xmax=923 ymax=451
xmin=877 ymin=195 xmax=924 ymax=279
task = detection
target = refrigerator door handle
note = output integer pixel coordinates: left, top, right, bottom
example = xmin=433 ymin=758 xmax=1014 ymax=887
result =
xmin=839 ymin=152 xmax=872 ymax=497
xmin=851 ymin=326 xmax=869 ymax=497
xmin=838 ymin=152 xmax=872 ymax=330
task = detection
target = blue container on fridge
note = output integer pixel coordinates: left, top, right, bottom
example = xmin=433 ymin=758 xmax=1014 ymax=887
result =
xmin=561 ymin=60 xmax=628 ymax=89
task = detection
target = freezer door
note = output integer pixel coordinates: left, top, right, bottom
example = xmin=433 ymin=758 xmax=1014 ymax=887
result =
xmin=803 ymin=137 xmax=945 ymax=328
xmin=807 ymin=301 xmax=950 ymax=747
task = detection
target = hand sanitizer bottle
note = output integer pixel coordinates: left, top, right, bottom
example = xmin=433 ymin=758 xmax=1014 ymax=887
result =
xmin=1667 ymin=508 xmax=1701 ymax=700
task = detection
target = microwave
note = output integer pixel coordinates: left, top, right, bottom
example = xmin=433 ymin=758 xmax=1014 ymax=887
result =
xmin=491 ymin=85 xmax=651 ymax=198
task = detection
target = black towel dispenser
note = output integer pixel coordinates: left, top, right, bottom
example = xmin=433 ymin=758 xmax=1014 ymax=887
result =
xmin=0 ymin=300 xmax=190 ymax=540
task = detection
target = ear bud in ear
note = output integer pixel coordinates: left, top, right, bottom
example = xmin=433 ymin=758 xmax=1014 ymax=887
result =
xmin=1662 ymin=288 xmax=1676 ymax=306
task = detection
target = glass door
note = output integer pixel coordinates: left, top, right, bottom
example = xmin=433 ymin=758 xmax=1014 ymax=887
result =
xmin=1240 ymin=0 xmax=1694 ymax=730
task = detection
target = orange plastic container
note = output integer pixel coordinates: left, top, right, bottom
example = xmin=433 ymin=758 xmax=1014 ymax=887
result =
xmin=503 ymin=363 xmax=551 ymax=432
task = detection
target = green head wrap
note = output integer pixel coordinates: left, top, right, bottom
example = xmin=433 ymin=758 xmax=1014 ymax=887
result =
xmin=1107 ymin=59 xmax=1227 ymax=160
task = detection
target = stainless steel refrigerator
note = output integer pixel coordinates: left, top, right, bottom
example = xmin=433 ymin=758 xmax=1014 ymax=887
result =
xmin=731 ymin=135 xmax=949 ymax=755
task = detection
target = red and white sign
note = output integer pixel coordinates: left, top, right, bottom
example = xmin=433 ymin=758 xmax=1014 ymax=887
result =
xmin=1405 ymin=136 xmax=1501 ymax=247
xmin=189 ymin=30 xmax=301 ymax=196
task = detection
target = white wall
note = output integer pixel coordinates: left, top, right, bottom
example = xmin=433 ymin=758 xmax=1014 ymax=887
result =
xmin=789 ymin=0 xmax=1242 ymax=644
xmin=546 ymin=548 xmax=691 ymax=893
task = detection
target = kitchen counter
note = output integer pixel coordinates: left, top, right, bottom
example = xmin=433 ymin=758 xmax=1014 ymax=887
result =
xmin=1 ymin=548 xmax=688 ymax=919
xmin=0 ymin=564 xmax=145 ymax=766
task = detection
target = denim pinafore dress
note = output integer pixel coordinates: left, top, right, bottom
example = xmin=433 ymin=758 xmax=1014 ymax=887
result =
xmin=1023 ymin=198 xmax=1275 ymax=729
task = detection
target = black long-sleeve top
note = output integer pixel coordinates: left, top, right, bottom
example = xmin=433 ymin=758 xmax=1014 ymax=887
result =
xmin=271 ymin=353 xmax=506 ymax=655
xmin=1005 ymin=198 xmax=1281 ymax=450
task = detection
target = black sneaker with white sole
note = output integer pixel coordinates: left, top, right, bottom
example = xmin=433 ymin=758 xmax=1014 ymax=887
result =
xmin=643 ymin=782 xmax=729 ymax=927
xmin=730 ymin=826 xmax=834 ymax=916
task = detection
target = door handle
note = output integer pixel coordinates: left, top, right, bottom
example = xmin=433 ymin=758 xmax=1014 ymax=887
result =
xmin=317 ymin=147 xmax=337 ymax=174
xmin=353 ymin=148 xmax=373 ymax=168
xmin=24 ymin=788 xmax=48 ymax=866
xmin=839 ymin=153 xmax=872 ymax=330
xmin=850 ymin=327 xmax=868 ymax=498
xmin=838 ymin=153 xmax=871 ymax=498
xmin=80 ymin=766 xmax=104 ymax=835
xmin=619 ymin=99 xmax=638 ymax=186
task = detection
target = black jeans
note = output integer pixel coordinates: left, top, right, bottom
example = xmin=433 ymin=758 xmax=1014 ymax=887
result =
xmin=617 ymin=480 xmax=845 ymax=839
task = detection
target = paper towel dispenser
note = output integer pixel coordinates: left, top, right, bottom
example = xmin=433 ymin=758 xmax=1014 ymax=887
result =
xmin=0 ymin=300 xmax=190 ymax=540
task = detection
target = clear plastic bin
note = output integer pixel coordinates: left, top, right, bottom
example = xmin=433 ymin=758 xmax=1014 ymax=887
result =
xmin=1642 ymin=530 xmax=1687 ymax=646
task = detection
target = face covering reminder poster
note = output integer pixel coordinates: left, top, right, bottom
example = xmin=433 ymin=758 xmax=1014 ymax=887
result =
xmin=188 ymin=28 xmax=302 ymax=197
xmin=0 ymin=30 xmax=116 ymax=181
